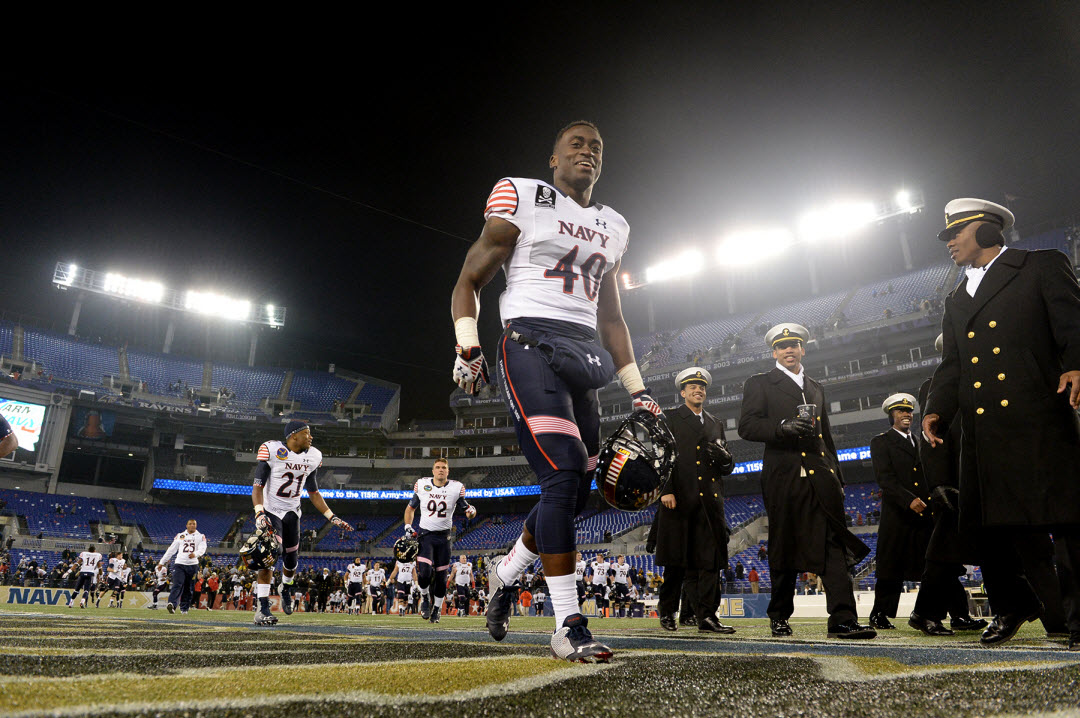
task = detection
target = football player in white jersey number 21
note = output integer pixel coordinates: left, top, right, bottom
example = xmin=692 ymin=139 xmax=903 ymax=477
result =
xmin=451 ymin=121 xmax=663 ymax=662
xmin=252 ymin=420 xmax=353 ymax=625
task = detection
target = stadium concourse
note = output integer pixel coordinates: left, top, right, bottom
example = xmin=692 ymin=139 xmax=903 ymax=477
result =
xmin=0 ymin=229 xmax=1078 ymax=715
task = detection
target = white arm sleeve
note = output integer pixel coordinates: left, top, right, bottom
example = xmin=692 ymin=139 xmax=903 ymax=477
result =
xmin=195 ymin=534 xmax=207 ymax=558
xmin=161 ymin=538 xmax=180 ymax=565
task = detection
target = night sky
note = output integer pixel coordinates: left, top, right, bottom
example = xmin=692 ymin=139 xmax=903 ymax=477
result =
xmin=3 ymin=4 xmax=1079 ymax=421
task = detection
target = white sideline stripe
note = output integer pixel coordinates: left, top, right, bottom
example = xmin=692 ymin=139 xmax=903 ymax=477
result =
xmin=806 ymin=654 xmax=1080 ymax=683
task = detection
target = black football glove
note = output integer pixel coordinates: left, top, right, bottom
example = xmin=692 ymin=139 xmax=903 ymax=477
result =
xmin=930 ymin=485 xmax=960 ymax=512
xmin=779 ymin=417 xmax=815 ymax=438
xmin=703 ymin=440 xmax=735 ymax=474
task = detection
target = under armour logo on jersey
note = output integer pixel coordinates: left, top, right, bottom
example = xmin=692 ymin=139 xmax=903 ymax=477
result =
xmin=595 ymin=219 xmax=607 ymax=229
xmin=587 ymin=354 xmax=602 ymax=366
xmin=535 ymin=185 xmax=556 ymax=208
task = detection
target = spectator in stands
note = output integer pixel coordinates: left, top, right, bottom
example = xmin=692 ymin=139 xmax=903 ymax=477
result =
xmin=758 ymin=545 xmax=767 ymax=562
xmin=739 ymin=323 xmax=874 ymax=639
xmin=518 ymin=586 xmax=531 ymax=617
xmin=748 ymin=567 xmax=760 ymax=594
xmin=655 ymin=367 xmax=736 ymax=635
xmin=735 ymin=562 xmax=744 ymax=581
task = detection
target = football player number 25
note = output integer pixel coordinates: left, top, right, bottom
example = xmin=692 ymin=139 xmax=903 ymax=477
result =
xmin=427 ymin=499 xmax=447 ymax=518
xmin=276 ymin=471 xmax=306 ymax=498
xmin=545 ymin=246 xmax=605 ymax=300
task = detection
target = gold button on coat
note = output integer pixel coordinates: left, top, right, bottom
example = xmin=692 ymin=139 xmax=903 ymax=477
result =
xmin=977 ymin=408 xmax=985 ymax=415
xmin=989 ymin=321 xmax=997 ymax=328
xmin=971 ymin=357 xmax=979 ymax=364
xmin=1001 ymin=400 xmax=1009 ymax=407
xmin=801 ymin=452 xmax=806 ymax=457
xmin=993 ymin=347 xmax=1000 ymax=354
xmin=696 ymin=461 xmax=700 ymax=465
xmin=998 ymin=373 xmax=1005 ymax=381
xmin=974 ymin=382 xmax=982 ymax=388
xmin=808 ymin=470 xmax=815 ymax=475
xmin=967 ymin=331 xmax=975 ymax=339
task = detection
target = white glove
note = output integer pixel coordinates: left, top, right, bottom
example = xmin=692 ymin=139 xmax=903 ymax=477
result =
xmin=453 ymin=346 xmax=490 ymax=395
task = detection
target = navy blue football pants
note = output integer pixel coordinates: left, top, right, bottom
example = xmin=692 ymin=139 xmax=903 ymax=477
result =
xmin=497 ymin=332 xmax=600 ymax=554
xmin=169 ymin=564 xmax=198 ymax=611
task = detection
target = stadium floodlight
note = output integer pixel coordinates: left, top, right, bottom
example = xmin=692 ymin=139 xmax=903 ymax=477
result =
xmin=185 ymin=290 xmax=251 ymax=321
xmin=645 ymin=249 xmax=705 ymax=284
xmin=716 ymin=228 xmax=794 ymax=266
xmin=52 ymin=261 xmax=284 ymax=328
xmin=895 ymin=190 xmax=912 ymax=211
xmin=797 ymin=201 xmax=877 ymax=242
xmin=103 ymin=272 xmax=165 ymax=303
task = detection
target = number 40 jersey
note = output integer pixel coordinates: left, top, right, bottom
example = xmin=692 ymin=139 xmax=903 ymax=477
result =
xmin=255 ymin=440 xmax=323 ymax=519
xmin=410 ymin=478 xmax=470 ymax=533
xmin=484 ymin=177 xmax=630 ymax=330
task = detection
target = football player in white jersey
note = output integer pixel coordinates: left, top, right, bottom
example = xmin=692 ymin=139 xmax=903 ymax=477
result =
xmin=450 ymin=555 xmax=475 ymax=617
xmin=452 ymin=121 xmax=660 ymax=662
xmin=388 ymin=559 xmax=414 ymax=616
xmin=365 ymin=562 xmax=387 ymax=614
xmin=345 ymin=557 xmax=366 ymax=615
xmin=251 ymin=420 xmax=353 ymax=625
xmin=68 ymin=544 xmax=102 ymax=608
xmin=148 ymin=562 xmax=170 ymax=609
xmin=117 ymin=565 xmax=132 ymax=609
xmin=591 ymin=554 xmax=612 ymax=589
xmin=402 ymin=457 xmax=475 ymax=623
xmin=612 ymin=555 xmax=632 ymax=617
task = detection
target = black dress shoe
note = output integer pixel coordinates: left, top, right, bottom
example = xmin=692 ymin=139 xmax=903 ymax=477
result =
xmin=828 ymin=621 xmax=877 ymax=639
xmin=1069 ymin=631 xmax=1080 ymax=652
xmin=770 ymin=618 xmax=793 ymax=637
xmin=980 ymin=610 xmax=1041 ymax=646
xmin=869 ymin=612 xmax=896 ymax=629
xmin=949 ymin=615 xmax=989 ymax=632
xmin=698 ymin=616 xmax=736 ymax=634
xmin=659 ymin=615 xmax=677 ymax=631
xmin=908 ymin=613 xmax=954 ymax=636
xmin=679 ymin=613 xmax=697 ymax=626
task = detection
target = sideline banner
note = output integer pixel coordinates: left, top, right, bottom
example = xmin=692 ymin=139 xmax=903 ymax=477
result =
xmin=2 ymin=586 xmax=153 ymax=609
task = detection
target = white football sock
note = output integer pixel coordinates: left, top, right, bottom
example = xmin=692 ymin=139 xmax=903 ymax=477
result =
xmin=434 ymin=596 xmax=444 ymax=609
xmin=547 ymin=574 xmax=579 ymax=629
xmin=496 ymin=537 xmax=539 ymax=586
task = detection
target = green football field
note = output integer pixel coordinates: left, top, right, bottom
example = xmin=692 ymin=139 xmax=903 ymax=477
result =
xmin=1 ymin=603 xmax=1077 ymax=717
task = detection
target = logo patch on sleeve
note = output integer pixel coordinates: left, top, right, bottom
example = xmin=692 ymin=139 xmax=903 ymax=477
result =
xmin=535 ymin=185 xmax=556 ymax=209
xmin=276 ymin=447 xmax=289 ymax=459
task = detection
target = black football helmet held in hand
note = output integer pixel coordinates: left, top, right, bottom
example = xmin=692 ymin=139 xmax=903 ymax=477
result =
xmin=596 ymin=410 xmax=677 ymax=511
xmin=394 ymin=536 xmax=420 ymax=562
xmin=239 ymin=528 xmax=281 ymax=570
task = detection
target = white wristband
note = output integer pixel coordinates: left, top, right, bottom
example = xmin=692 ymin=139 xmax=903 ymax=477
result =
xmin=454 ymin=316 xmax=480 ymax=348
xmin=323 ymin=509 xmax=335 ymax=520
xmin=254 ymin=504 xmax=264 ymax=514
xmin=617 ymin=363 xmax=646 ymax=395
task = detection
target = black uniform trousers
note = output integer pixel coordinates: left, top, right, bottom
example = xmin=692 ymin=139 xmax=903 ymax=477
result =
xmin=913 ymin=561 xmax=971 ymax=621
xmin=657 ymin=506 xmax=719 ymax=623
xmin=768 ymin=523 xmax=857 ymax=629
xmin=982 ymin=527 xmax=1080 ymax=631
xmin=870 ymin=579 xmax=905 ymax=619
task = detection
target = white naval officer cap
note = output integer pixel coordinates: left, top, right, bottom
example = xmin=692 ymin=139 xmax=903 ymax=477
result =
xmin=675 ymin=366 xmax=712 ymax=388
xmin=765 ymin=323 xmax=810 ymax=347
xmin=937 ymin=198 xmax=1015 ymax=241
xmin=882 ymin=393 xmax=917 ymax=414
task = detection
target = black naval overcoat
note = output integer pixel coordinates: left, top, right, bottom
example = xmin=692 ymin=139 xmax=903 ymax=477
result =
xmin=918 ymin=378 xmax=979 ymax=564
xmin=654 ymin=405 xmax=730 ymax=569
xmin=738 ymin=367 xmax=869 ymax=574
xmin=925 ymin=248 xmax=1080 ymax=529
xmin=870 ymin=428 xmax=933 ymax=580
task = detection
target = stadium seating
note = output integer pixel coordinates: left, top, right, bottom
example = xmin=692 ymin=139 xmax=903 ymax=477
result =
xmin=754 ymin=289 xmax=849 ymax=334
xmin=575 ymin=506 xmax=656 ymax=544
xmin=127 ymin=350 xmax=204 ymax=395
xmin=211 ymin=363 xmax=285 ymax=407
xmin=353 ymin=384 xmax=397 ymax=414
xmin=112 ymin=499 xmax=239 ymax=545
xmin=1014 ymin=228 xmax=1070 ymax=254
xmin=842 ymin=263 xmax=953 ymax=325
xmin=318 ymin=515 xmax=398 ymax=549
xmin=451 ymin=513 xmax=529 ymax=550
xmin=0 ymin=321 xmax=13 ymax=358
xmin=0 ymin=488 xmax=108 ymax=539
xmin=21 ymin=330 xmax=120 ymax=386
xmin=287 ymin=371 xmax=358 ymax=411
